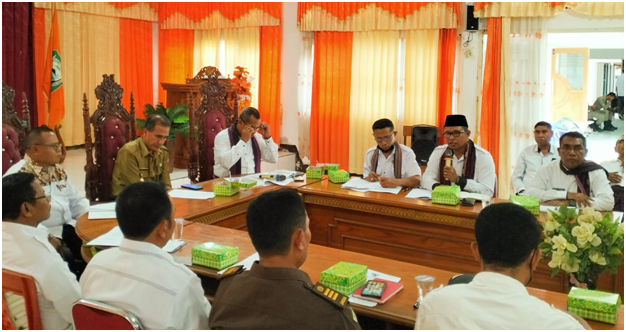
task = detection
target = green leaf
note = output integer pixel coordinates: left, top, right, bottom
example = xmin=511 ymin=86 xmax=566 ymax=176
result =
xmin=136 ymin=118 xmax=146 ymax=130
xmin=551 ymin=267 xmax=559 ymax=278
xmin=172 ymin=114 xmax=189 ymax=124
xmin=609 ymin=247 xmax=622 ymax=255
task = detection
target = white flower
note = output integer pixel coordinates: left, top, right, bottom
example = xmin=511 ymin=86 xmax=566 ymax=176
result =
xmin=551 ymin=235 xmax=578 ymax=253
xmin=548 ymin=251 xmax=566 ymax=269
xmin=589 ymin=251 xmax=607 ymax=266
xmin=544 ymin=236 xmax=552 ymax=244
xmin=561 ymin=259 xmax=581 ymax=273
xmin=571 ymin=223 xmax=602 ymax=248
xmin=579 ymin=207 xmax=603 ymax=223
xmin=544 ymin=220 xmax=559 ymax=232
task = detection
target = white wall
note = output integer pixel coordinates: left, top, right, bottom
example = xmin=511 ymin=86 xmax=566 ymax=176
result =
xmin=280 ymin=2 xmax=301 ymax=146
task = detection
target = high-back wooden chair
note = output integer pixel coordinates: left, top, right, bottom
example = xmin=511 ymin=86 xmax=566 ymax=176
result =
xmin=2 ymin=83 xmax=30 ymax=174
xmin=188 ymin=72 xmax=238 ymax=183
xmin=83 ymin=74 xmax=136 ymax=203
xmin=2 ymin=269 xmax=42 ymax=330
xmin=72 ymin=299 xmax=143 ymax=330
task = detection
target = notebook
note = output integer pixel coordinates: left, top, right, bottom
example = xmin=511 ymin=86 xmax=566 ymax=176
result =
xmin=352 ymin=278 xmax=404 ymax=304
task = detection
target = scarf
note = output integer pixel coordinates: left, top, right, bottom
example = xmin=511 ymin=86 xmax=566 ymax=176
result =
xmin=370 ymin=142 xmax=402 ymax=179
xmin=227 ymin=122 xmax=261 ymax=175
xmin=439 ymin=140 xmax=477 ymax=185
xmin=19 ymin=155 xmax=67 ymax=187
xmin=558 ymin=161 xmax=607 ymax=196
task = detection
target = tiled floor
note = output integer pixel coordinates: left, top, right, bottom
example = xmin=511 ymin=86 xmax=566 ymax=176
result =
xmin=586 ymin=116 xmax=624 ymax=164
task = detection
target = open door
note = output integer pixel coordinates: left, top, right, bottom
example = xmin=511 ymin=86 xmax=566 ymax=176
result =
xmin=551 ymin=48 xmax=589 ymax=123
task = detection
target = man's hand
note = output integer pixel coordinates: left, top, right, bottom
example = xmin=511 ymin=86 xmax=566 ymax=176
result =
xmin=443 ymin=166 xmax=459 ymax=183
xmin=608 ymin=172 xmax=622 ymax=184
xmin=47 ymin=234 xmax=63 ymax=252
xmin=366 ymin=172 xmax=380 ymax=182
xmin=543 ymin=199 xmax=569 ymax=206
xmin=240 ymin=125 xmax=256 ymax=143
xmin=260 ymin=122 xmax=271 ymax=139
xmin=379 ymin=177 xmax=398 ymax=188
xmin=567 ymin=192 xmax=594 ymax=207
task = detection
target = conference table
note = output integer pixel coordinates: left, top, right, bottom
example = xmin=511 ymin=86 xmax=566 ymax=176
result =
xmin=76 ymin=218 xmax=623 ymax=330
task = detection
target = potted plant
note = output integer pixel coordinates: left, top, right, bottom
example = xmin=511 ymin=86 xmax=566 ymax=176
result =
xmin=136 ymin=103 xmax=190 ymax=173
xmin=539 ymin=206 xmax=624 ymax=290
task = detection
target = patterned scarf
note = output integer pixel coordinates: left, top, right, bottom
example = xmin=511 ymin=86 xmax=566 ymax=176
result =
xmin=559 ymin=161 xmax=607 ymax=196
xmin=19 ymin=155 xmax=67 ymax=187
xmin=227 ymin=122 xmax=261 ymax=175
xmin=370 ymin=141 xmax=402 ymax=179
xmin=438 ymin=140 xmax=477 ymax=185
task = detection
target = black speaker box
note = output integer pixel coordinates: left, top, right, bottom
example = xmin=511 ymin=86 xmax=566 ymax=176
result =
xmin=466 ymin=5 xmax=479 ymax=31
xmin=411 ymin=125 xmax=439 ymax=166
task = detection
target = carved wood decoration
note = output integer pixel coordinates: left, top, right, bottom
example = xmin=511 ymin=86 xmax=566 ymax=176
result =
xmin=2 ymin=83 xmax=30 ymax=159
xmin=188 ymin=71 xmax=238 ymax=183
xmin=83 ymin=74 xmax=136 ymax=202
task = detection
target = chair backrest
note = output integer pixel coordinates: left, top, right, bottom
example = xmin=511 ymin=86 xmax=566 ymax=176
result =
xmin=2 ymin=83 xmax=31 ymax=174
xmin=2 ymin=269 xmax=41 ymax=330
xmin=83 ymin=74 xmax=136 ymax=203
xmin=72 ymin=299 xmax=142 ymax=330
xmin=188 ymin=71 xmax=238 ymax=183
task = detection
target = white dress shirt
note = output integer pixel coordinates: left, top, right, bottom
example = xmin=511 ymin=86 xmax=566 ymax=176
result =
xmin=362 ymin=144 xmax=422 ymax=179
xmin=2 ymin=222 xmax=81 ymax=330
xmin=214 ymin=129 xmax=279 ymax=178
xmin=526 ymin=160 xmax=614 ymax=211
xmin=421 ymin=144 xmax=496 ymax=196
xmin=512 ymin=144 xmax=560 ymax=194
xmin=600 ymin=159 xmax=624 ymax=187
xmin=80 ymin=239 xmax=211 ymax=330
xmin=5 ymin=160 xmax=89 ymax=238
xmin=415 ymin=272 xmax=584 ymax=330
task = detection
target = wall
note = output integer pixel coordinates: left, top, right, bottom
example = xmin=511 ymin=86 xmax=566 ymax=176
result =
xmin=280 ymin=2 xmax=300 ymax=146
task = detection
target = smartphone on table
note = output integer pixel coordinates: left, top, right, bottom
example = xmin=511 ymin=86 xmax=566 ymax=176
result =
xmin=182 ymin=184 xmax=203 ymax=190
xmin=360 ymin=280 xmax=387 ymax=299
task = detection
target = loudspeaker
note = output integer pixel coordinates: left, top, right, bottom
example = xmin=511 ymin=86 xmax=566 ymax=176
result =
xmin=411 ymin=125 xmax=439 ymax=166
xmin=466 ymin=5 xmax=479 ymax=31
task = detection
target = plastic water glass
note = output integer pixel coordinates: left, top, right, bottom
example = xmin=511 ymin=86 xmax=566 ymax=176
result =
xmin=415 ymin=275 xmax=435 ymax=307
xmin=172 ymin=218 xmax=184 ymax=240
xmin=481 ymin=196 xmax=494 ymax=209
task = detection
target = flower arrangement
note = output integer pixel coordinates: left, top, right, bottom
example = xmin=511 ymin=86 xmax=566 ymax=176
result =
xmin=228 ymin=66 xmax=253 ymax=110
xmin=539 ymin=206 xmax=624 ymax=289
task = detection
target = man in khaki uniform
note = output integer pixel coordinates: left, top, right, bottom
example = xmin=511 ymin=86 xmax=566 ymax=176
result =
xmin=588 ymin=92 xmax=617 ymax=132
xmin=209 ymin=190 xmax=361 ymax=330
xmin=112 ymin=115 xmax=172 ymax=196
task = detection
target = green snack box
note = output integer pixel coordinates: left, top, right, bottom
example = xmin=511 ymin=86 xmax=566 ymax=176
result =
xmin=191 ymin=242 xmax=239 ymax=270
xmin=231 ymin=178 xmax=257 ymax=189
xmin=567 ymin=287 xmax=621 ymax=325
xmin=320 ymin=262 xmax=368 ymax=295
xmin=328 ymin=169 xmax=350 ymax=184
xmin=509 ymin=195 xmax=540 ymax=215
xmin=320 ymin=163 xmax=340 ymax=174
xmin=306 ymin=166 xmax=323 ymax=179
xmin=431 ymin=185 xmax=460 ymax=206
xmin=214 ymin=181 xmax=240 ymax=196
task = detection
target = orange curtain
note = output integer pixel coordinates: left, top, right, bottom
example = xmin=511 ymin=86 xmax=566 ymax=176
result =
xmin=310 ymin=32 xmax=353 ymax=169
xmin=158 ymin=3 xmax=281 ymax=25
xmin=480 ymin=18 xmax=502 ymax=175
xmin=258 ymin=26 xmax=282 ymax=144
xmin=33 ymin=8 xmax=47 ymax=126
xmin=474 ymin=2 xmax=564 ymax=11
xmin=158 ymin=29 xmax=194 ymax=104
xmin=120 ymin=18 xmax=152 ymax=123
xmin=436 ymin=28 xmax=457 ymax=144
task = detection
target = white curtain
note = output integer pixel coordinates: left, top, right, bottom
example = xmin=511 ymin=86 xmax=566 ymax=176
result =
xmin=297 ymin=32 xmax=314 ymax=160
xmin=193 ymin=29 xmax=221 ymax=75
xmin=223 ymin=27 xmax=260 ymax=108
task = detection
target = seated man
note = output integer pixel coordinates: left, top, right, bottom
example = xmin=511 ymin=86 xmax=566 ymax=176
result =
xmin=4 ymin=125 xmax=88 ymax=276
xmin=511 ymin=121 xmax=559 ymax=195
xmin=415 ymin=203 xmax=589 ymax=330
xmin=209 ymin=190 xmax=361 ymax=329
xmin=600 ymin=135 xmax=624 ymax=212
xmin=80 ymin=182 xmax=211 ymax=329
xmin=2 ymin=173 xmax=81 ymax=330
xmin=527 ymin=131 xmax=614 ymax=211
xmin=363 ymin=118 xmax=421 ymax=188
xmin=112 ymin=114 xmax=171 ymax=196
xmin=214 ymin=107 xmax=278 ymax=178
xmin=421 ymin=114 xmax=496 ymax=196
xmin=588 ymin=92 xmax=617 ymax=132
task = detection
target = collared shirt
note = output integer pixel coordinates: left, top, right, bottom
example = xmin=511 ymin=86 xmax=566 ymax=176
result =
xmin=4 ymin=157 xmax=89 ymax=238
xmin=421 ymin=144 xmax=497 ymax=196
xmin=526 ymin=160 xmax=615 ymax=211
xmin=112 ymin=137 xmax=171 ymax=196
xmin=592 ymin=96 xmax=612 ymax=112
xmin=512 ymin=144 xmax=560 ymax=194
xmin=362 ymin=144 xmax=422 ymax=179
xmin=214 ymin=129 xmax=278 ymax=178
xmin=415 ymin=272 xmax=584 ymax=330
xmin=80 ymin=239 xmax=211 ymax=330
xmin=2 ymin=222 xmax=81 ymax=330
xmin=209 ymin=262 xmax=361 ymax=330
xmin=600 ymin=159 xmax=624 ymax=187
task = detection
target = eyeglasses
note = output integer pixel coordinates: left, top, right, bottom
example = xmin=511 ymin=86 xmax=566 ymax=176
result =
xmin=443 ymin=130 xmax=466 ymax=138
xmin=374 ymin=134 xmax=394 ymax=142
xmin=34 ymin=194 xmax=51 ymax=201
xmin=34 ymin=143 xmax=62 ymax=150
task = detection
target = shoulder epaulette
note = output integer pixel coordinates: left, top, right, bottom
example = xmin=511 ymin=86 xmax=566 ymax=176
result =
xmin=307 ymin=282 xmax=349 ymax=308
xmin=218 ymin=265 xmax=244 ymax=280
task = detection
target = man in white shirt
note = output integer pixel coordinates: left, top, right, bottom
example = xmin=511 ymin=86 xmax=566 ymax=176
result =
xmin=415 ymin=203 xmax=589 ymax=330
xmin=2 ymin=173 xmax=82 ymax=330
xmin=600 ymin=135 xmax=624 ymax=212
xmin=4 ymin=125 xmax=89 ymax=275
xmin=512 ymin=121 xmax=559 ymax=195
xmin=363 ymin=118 xmax=421 ymax=188
xmin=80 ymin=182 xmax=211 ymax=329
xmin=214 ymin=107 xmax=278 ymax=178
xmin=421 ymin=114 xmax=496 ymax=196
xmin=526 ymin=131 xmax=614 ymax=211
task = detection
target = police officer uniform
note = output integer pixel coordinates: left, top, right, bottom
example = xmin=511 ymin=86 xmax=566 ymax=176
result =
xmin=111 ymin=137 xmax=171 ymax=196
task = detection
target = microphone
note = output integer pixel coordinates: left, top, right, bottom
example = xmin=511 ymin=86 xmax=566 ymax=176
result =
xmin=259 ymin=174 xmax=287 ymax=181
xmin=444 ymin=149 xmax=453 ymax=181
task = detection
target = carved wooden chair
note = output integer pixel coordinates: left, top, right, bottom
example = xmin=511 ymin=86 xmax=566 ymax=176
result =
xmin=2 ymin=83 xmax=31 ymax=174
xmin=83 ymin=74 xmax=136 ymax=203
xmin=188 ymin=74 xmax=238 ymax=183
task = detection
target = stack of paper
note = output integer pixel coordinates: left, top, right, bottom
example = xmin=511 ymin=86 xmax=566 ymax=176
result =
xmin=169 ymin=189 xmax=215 ymax=200
xmin=243 ymin=170 xmax=298 ymax=187
xmin=340 ymin=178 xmax=402 ymax=195
xmin=86 ymin=226 xmax=185 ymax=253
xmin=217 ymin=252 xmax=260 ymax=275
xmin=88 ymin=202 xmax=116 ymax=220
xmin=405 ymin=188 xmax=432 ymax=199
